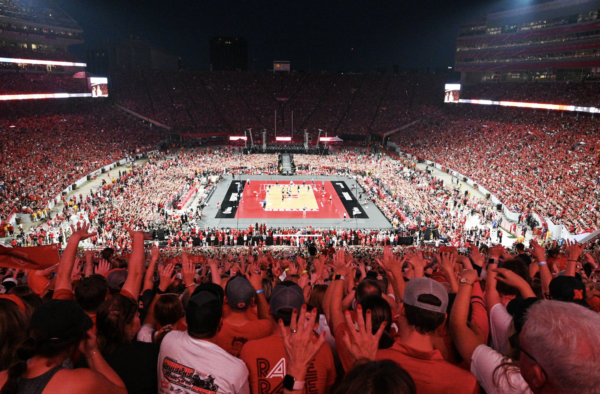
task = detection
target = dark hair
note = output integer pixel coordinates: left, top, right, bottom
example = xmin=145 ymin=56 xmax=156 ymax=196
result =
xmin=308 ymin=285 xmax=328 ymax=316
xmin=96 ymin=294 xmax=138 ymax=355
xmin=404 ymin=294 xmax=446 ymax=334
xmin=334 ymin=360 xmax=416 ymax=394
xmin=496 ymin=260 xmax=531 ymax=296
xmin=7 ymin=286 xmax=32 ymax=298
xmin=75 ymin=275 xmax=108 ymax=313
xmin=356 ymin=279 xmax=383 ymax=303
xmin=100 ymin=247 xmax=114 ymax=261
xmin=153 ymin=295 xmax=184 ymax=344
xmin=0 ymin=299 xmax=29 ymax=371
xmin=1 ymin=328 xmax=81 ymax=394
xmin=515 ymin=243 xmax=525 ymax=252
xmin=19 ymin=294 xmax=43 ymax=318
xmin=360 ymin=295 xmax=394 ymax=349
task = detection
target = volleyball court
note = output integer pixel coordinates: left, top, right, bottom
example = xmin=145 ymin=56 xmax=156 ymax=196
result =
xmin=235 ymin=180 xmax=348 ymax=219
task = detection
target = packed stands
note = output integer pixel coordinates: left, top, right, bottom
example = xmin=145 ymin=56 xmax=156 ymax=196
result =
xmin=0 ymin=100 xmax=161 ymax=218
xmin=111 ymin=70 xmax=445 ymax=138
xmin=392 ymin=105 xmax=600 ymax=233
xmin=462 ymin=81 xmax=600 ymax=107
xmin=0 ymin=73 xmax=86 ymax=95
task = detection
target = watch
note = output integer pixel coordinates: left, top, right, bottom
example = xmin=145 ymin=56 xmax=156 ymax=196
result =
xmin=283 ymin=374 xmax=305 ymax=391
xmin=460 ymin=277 xmax=474 ymax=286
xmin=334 ymin=274 xmax=345 ymax=280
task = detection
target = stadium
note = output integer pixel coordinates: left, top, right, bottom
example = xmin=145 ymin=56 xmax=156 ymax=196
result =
xmin=1 ymin=0 xmax=600 ymax=393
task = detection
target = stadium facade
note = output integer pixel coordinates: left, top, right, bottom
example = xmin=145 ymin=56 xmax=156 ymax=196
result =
xmin=0 ymin=0 xmax=83 ymax=69
xmin=456 ymin=0 xmax=600 ymax=83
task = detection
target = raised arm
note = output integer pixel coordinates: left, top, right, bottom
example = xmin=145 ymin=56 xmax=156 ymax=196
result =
xmin=449 ymin=269 xmax=485 ymax=364
xmin=529 ymin=241 xmax=551 ymax=296
xmin=121 ymin=227 xmax=150 ymax=299
xmin=564 ymin=239 xmax=585 ymax=277
xmin=56 ymin=223 xmax=97 ymax=294
xmin=142 ymin=246 xmax=160 ymax=292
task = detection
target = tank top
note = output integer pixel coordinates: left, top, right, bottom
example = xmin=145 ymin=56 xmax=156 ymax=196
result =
xmin=17 ymin=365 xmax=63 ymax=394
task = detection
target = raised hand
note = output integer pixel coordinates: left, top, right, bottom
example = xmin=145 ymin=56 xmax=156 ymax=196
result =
xmin=278 ymin=306 xmax=326 ymax=381
xmin=70 ymin=222 xmax=97 ymax=241
xmin=564 ymin=239 xmax=585 ymax=262
xmin=158 ymin=264 xmax=175 ymax=291
xmin=341 ymin=304 xmax=387 ymax=363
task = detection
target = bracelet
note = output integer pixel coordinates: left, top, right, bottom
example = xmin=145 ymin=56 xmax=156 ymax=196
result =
xmin=538 ymin=261 xmax=547 ymax=266
xmin=256 ymin=289 xmax=264 ymax=294
xmin=302 ymin=270 xmax=308 ymax=274
xmin=285 ymin=268 xmax=290 ymax=271
xmin=186 ymin=283 xmax=196 ymax=288
xmin=85 ymin=350 xmax=98 ymax=359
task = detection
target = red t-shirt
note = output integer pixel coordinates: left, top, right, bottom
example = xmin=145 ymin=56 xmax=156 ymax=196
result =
xmin=376 ymin=342 xmax=479 ymax=394
xmin=215 ymin=319 xmax=272 ymax=357
xmin=240 ymin=334 xmax=336 ymax=394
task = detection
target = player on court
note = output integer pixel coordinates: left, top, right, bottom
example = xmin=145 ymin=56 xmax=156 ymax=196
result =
xmin=330 ymin=194 xmax=332 ymax=203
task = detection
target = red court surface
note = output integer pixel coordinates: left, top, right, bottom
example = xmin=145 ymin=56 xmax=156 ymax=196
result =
xmin=236 ymin=181 xmax=348 ymax=219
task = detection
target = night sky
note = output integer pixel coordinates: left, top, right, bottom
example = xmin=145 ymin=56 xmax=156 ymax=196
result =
xmin=54 ymin=0 xmax=549 ymax=72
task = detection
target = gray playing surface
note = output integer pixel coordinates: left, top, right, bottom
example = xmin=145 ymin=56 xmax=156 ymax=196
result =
xmin=194 ymin=175 xmax=393 ymax=230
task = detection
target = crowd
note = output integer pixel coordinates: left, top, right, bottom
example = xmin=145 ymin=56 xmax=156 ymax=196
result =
xmin=393 ymin=105 xmax=600 ymax=233
xmin=12 ymin=148 xmax=512 ymax=252
xmin=462 ymin=81 xmax=600 ymax=107
xmin=110 ymin=70 xmax=443 ymax=138
xmin=0 ymin=100 xmax=161 ymax=219
xmin=2 ymin=223 xmax=600 ymax=394
xmin=0 ymin=73 xmax=87 ymax=95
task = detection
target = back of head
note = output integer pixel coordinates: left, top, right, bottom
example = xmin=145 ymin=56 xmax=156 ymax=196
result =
xmin=186 ymin=284 xmax=224 ymax=339
xmin=308 ymin=285 xmax=328 ymax=316
xmin=1 ymin=299 xmax=91 ymax=394
xmin=334 ymin=360 xmax=416 ymax=394
xmin=360 ymin=295 xmax=394 ymax=349
xmin=0 ymin=299 xmax=29 ymax=371
xmin=403 ymin=277 xmax=448 ymax=335
xmin=270 ymin=281 xmax=305 ymax=326
xmin=356 ymin=279 xmax=383 ymax=304
xmin=522 ymin=300 xmax=600 ymax=394
xmin=96 ymin=294 xmax=138 ymax=354
xmin=75 ymin=275 xmax=108 ymax=313
xmin=497 ymin=259 xmax=530 ymax=296
xmin=225 ymin=276 xmax=255 ymax=311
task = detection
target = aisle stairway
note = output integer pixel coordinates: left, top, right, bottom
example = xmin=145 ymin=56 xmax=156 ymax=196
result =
xmin=281 ymin=153 xmax=292 ymax=173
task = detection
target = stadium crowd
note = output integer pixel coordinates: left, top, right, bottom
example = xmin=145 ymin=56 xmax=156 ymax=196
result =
xmin=2 ymin=223 xmax=600 ymax=394
xmin=110 ymin=71 xmax=443 ymax=138
xmin=0 ymin=101 xmax=160 ymax=220
xmin=393 ymin=105 xmax=600 ymax=234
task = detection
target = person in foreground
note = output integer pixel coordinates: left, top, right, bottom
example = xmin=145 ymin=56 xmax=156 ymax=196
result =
xmin=0 ymin=299 xmax=127 ymax=394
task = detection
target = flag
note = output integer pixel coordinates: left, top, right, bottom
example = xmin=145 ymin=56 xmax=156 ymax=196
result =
xmin=0 ymin=245 xmax=60 ymax=270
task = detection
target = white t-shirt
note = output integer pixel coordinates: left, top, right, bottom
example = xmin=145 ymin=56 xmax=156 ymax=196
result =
xmin=471 ymin=344 xmax=531 ymax=394
xmin=158 ymin=330 xmax=250 ymax=394
xmin=490 ymin=303 xmax=513 ymax=356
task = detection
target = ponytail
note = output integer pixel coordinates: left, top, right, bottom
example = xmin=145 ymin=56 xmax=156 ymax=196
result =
xmin=0 ymin=337 xmax=37 ymax=394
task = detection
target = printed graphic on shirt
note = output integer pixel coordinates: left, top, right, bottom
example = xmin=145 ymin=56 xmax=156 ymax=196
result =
xmin=162 ymin=357 xmax=219 ymax=394
xmin=230 ymin=336 xmax=249 ymax=358
xmin=257 ymin=358 xmax=319 ymax=393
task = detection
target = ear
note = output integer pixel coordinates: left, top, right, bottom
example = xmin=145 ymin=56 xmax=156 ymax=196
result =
xmin=530 ymin=363 xmax=547 ymax=390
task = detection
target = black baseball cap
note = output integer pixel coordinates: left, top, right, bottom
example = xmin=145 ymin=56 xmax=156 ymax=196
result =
xmin=30 ymin=300 xmax=93 ymax=342
xmin=187 ymin=283 xmax=224 ymax=335
xmin=549 ymin=276 xmax=590 ymax=308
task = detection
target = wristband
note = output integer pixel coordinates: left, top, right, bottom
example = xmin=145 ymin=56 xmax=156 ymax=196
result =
xmin=335 ymin=275 xmax=345 ymax=280
xmin=186 ymin=283 xmax=196 ymax=288
xmin=255 ymin=289 xmax=264 ymax=294
xmin=538 ymin=261 xmax=547 ymax=266
xmin=285 ymin=268 xmax=290 ymax=271
xmin=302 ymin=270 xmax=308 ymax=274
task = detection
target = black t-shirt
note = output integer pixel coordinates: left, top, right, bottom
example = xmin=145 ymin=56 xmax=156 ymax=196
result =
xmin=77 ymin=341 xmax=159 ymax=394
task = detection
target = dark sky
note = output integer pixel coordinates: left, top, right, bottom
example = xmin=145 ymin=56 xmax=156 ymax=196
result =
xmin=54 ymin=0 xmax=544 ymax=72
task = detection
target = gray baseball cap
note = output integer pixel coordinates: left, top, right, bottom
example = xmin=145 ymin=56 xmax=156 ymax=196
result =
xmin=226 ymin=276 xmax=256 ymax=310
xmin=270 ymin=282 xmax=305 ymax=317
xmin=403 ymin=277 xmax=448 ymax=313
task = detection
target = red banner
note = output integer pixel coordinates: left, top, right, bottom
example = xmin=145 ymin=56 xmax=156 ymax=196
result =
xmin=0 ymin=245 xmax=60 ymax=270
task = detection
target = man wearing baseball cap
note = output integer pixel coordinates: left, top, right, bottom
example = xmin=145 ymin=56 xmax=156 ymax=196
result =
xmin=157 ymin=283 xmax=250 ymax=394
xmin=240 ymin=281 xmax=336 ymax=394
xmin=215 ymin=274 xmax=272 ymax=357
xmin=376 ymin=277 xmax=478 ymax=394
